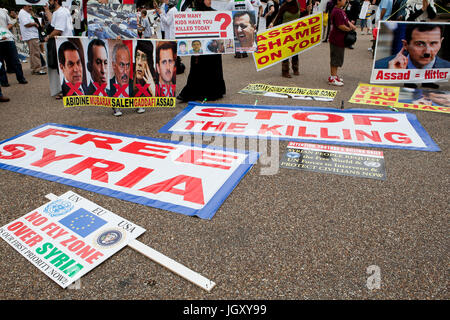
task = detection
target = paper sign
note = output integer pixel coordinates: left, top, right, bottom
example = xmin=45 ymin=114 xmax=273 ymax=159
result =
xmin=0 ymin=191 xmax=145 ymax=288
xmin=239 ymin=83 xmax=337 ymax=101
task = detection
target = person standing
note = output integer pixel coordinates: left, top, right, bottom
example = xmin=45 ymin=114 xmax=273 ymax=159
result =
xmin=263 ymin=0 xmax=280 ymax=29
xmin=328 ymin=0 xmax=356 ymax=86
xmin=269 ymin=0 xmax=301 ymax=78
xmin=139 ymin=9 xmax=153 ymax=38
xmin=0 ymin=7 xmax=28 ymax=86
xmin=157 ymin=0 xmax=178 ymax=40
xmin=18 ymin=5 xmax=46 ymax=75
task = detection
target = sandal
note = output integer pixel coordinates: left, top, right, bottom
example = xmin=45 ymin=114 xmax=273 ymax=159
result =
xmin=55 ymin=93 xmax=63 ymax=100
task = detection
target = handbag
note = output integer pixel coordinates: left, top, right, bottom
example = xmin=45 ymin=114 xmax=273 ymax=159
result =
xmin=344 ymin=30 xmax=357 ymax=47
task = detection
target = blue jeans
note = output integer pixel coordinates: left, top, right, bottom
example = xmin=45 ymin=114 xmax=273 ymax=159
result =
xmin=0 ymin=41 xmax=26 ymax=83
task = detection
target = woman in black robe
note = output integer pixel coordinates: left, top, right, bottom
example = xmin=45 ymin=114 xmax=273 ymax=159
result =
xmin=177 ymin=0 xmax=226 ymax=102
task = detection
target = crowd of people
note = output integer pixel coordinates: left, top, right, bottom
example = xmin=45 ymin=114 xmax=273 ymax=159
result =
xmin=0 ymin=0 xmax=447 ymax=104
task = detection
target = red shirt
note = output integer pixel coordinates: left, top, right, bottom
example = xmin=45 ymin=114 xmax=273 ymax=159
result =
xmin=329 ymin=7 xmax=349 ymax=48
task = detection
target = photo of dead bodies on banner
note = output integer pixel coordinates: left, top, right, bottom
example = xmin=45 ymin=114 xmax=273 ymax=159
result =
xmin=371 ymin=21 xmax=450 ymax=84
xmin=55 ymin=37 xmax=176 ymax=108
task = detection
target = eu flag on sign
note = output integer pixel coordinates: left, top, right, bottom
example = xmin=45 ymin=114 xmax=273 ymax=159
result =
xmin=59 ymin=208 xmax=107 ymax=238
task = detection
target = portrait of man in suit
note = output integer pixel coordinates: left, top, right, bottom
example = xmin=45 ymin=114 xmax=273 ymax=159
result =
xmin=58 ymin=40 xmax=88 ymax=96
xmin=86 ymin=38 xmax=108 ymax=96
xmin=109 ymin=41 xmax=133 ymax=97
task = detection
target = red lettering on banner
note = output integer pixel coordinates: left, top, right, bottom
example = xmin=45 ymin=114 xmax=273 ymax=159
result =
xmin=355 ymin=130 xmax=382 ymax=142
xmin=185 ymin=120 xmax=204 ymax=130
xmin=0 ymin=144 xmax=35 ymax=159
xmin=63 ymin=157 xmax=125 ymax=183
xmin=226 ymin=123 xmax=247 ymax=133
xmin=258 ymin=124 xmax=283 ymax=135
xmin=120 ymin=141 xmax=175 ymax=159
xmin=384 ymin=132 xmax=412 ymax=144
xmin=115 ymin=167 xmax=154 ymax=188
xmin=175 ymin=150 xmax=237 ymax=170
xmin=70 ymin=134 xmax=123 ymax=150
xmin=25 ymin=234 xmax=43 ymax=247
xmin=244 ymin=109 xmax=288 ymax=120
xmin=202 ymin=121 xmax=226 ymax=131
xmin=342 ymin=129 xmax=352 ymax=140
xmin=24 ymin=211 xmax=43 ymax=223
xmin=320 ymin=128 xmax=340 ymax=139
xmin=196 ymin=108 xmax=237 ymax=118
xmin=30 ymin=148 xmax=82 ymax=167
xmin=139 ymin=175 xmax=205 ymax=205
xmin=298 ymin=126 xmax=317 ymax=138
xmin=292 ymin=112 xmax=345 ymax=123
xmin=353 ymin=115 xmax=398 ymax=126
xmin=33 ymin=128 xmax=78 ymax=139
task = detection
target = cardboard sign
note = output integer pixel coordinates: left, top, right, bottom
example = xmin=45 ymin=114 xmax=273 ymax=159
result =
xmin=175 ymin=10 xmax=258 ymax=55
xmin=0 ymin=191 xmax=145 ymax=288
xmin=56 ymin=37 xmax=177 ymax=107
xmin=371 ymin=21 xmax=450 ymax=84
xmin=159 ymin=102 xmax=440 ymax=152
xmin=280 ymin=142 xmax=386 ymax=180
xmin=239 ymin=83 xmax=337 ymax=101
xmin=0 ymin=124 xmax=259 ymax=219
xmin=253 ymin=13 xmax=322 ymax=71
xmin=350 ymin=83 xmax=450 ymax=114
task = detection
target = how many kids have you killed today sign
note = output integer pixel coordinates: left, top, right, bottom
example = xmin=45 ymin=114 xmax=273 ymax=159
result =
xmin=0 ymin=190 xmax=145 ymax=288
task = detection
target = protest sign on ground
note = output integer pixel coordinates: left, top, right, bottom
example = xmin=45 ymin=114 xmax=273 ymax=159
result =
xmin=371 ymin=21 xmax=450 ymax=84
xmin=239 ymin=83 xmax=337 ymax=101
xmin=0 ymin=123 xmax=258 ymax=219
xmin=159 ymin=102 xmax=440 ymax=152
xmin=253 ymin=13 xmax=322 ymax=71
xmin=280 ymin=142 xmax=386 ymax=180
xmin=0 ymin=190 xmax=145 ymax=288
xmin=350 ymin=83 xmax=450 ymax=114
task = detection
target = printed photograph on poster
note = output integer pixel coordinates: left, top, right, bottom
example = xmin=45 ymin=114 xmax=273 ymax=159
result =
xmin=349 ymin=83 xmax=450 ymax=114
xmin=87 ymin=0 xmax=137 ymax=39
xmin=133 ymin=39 xmax=157 ymax=97
xmin=371 ymin=21 xmax=450 ymax=83
xmin=84 ymin=37 xmax=110 ymax=96
xmin=280 ymin=142 xmax=386 ymax=180
xmin=108 ymin=39 xmax=134 ymax=97
xmin=239 ymin=83 xmax=337 ymax=101
xmin=232 ymin=10 xmax=258 ymax=53
xmin=154 ymin=41 xmax=177 ymax=97
xmin=56 ymin=37 xmax=89 ymax=96
xmin=0 ymin=191 xmax=145 ymax=288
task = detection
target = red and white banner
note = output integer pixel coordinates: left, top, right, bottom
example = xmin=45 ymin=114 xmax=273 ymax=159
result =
xmin=0 ymin=124 xmax=258 ymax=219
xmin=159 ymin=102 xmax=440 ymax=152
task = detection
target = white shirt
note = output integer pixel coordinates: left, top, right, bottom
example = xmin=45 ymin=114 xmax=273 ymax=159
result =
xmin=51 ymin=6 xmax=73 ymax=37
xmin=18 ymin=9 xmax=39 ymax=41
xmin=160 ymin=6 xmax=177 ymax=40
xmin=226 ymin=0 xmax=254 ymax=11
xmin=0 ymin=26 xmax=14 ymax=43
xmin=159 ymin=4 xmax=167 ymax=32
xmin=0 ymin=8 xmax=12 ymax=29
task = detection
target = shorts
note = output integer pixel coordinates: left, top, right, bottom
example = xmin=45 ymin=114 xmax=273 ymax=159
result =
xmin=330 ymin=43 xmax=345 ymax=67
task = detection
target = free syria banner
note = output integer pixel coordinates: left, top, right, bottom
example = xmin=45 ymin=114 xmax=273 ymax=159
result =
xmin=0 ymin=124 xmax=258 ymax=219
xmin=159 ymin=102 xmax=440 ymax=152
xmin=0 ymin=190 xmax=145 ymax=288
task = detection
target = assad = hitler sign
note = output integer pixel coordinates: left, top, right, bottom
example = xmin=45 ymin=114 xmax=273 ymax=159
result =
xmin=253 ymin=13 xmax=322 ymax=71
xmin=350 ymin=83 xmax=450 ymax=114
xmin=159 ymin=102 xmax=440 ymax=152
xmin=0 ymin=190 xmax=145 ymax=288
xmin=0 ymin=124 xmax=258 ymax=219
xmin=371 ymin=21 xmax=450 ymax=84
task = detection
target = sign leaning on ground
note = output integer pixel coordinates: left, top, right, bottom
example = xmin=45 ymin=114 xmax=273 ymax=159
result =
xmin=350 ymin=83 xmax=450 ymax=114
xmin=0 ymin=190 xmax=145 ymax=288
xmin=239 ymin=83 xmax=337 ymax=101
xmin=159 ymin=102 xmax=440 ymax=152
xmin=280 ymin=142 xmax=386 ymax=180
xmin=0 ymin=123 xmax=259 ymax=219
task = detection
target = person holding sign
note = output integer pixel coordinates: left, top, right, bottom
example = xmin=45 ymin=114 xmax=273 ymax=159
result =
xmin=269 ymin=0 xmax=301 ymax=78
xmin=177 ymin=0 xmax=225 ymax=102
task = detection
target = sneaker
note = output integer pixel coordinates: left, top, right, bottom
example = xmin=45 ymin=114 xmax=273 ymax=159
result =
xmin=18 ymin=79 xmax=28 ymax=84
xmin=328 ymin=76 xmax=344 ymax=86
xmin=113 ymin=108 xmax=122 ymax=117
xmin=32 ymin=70 xmax=47 ymax=75
xmin=0 ymin=95 xmax=10 ymax=102
xmin=336 ymin=76 xmax=344 ymax=82
xmin=136 ymin=108 xmax=145 ymax=114
xmin=368 ymin=47 xmax=373 ymax=52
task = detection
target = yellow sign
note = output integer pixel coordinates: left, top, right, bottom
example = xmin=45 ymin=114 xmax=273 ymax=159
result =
xmin=239 ymin=83 xmax=336 ymax=101
xmin=349 ymin=83 xmax=450 ymax=114
xmin=253 ymin=13 xmax=323 ymax=71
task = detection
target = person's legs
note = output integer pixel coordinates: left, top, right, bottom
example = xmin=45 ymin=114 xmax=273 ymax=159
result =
xmin=0 ymin=59 xmax=9 ymax=86
xmin=3 ymin=41 xmax=27 ymax=83
xmin=282 ymin=59 xmax=291 ymax=78
xmin=28 ymin=39 xmax=42 ymax=73
xmin=0 ymin=85 xmax=9 ymax=102
xmin=292 ymin=55 xmax=299 ymax=75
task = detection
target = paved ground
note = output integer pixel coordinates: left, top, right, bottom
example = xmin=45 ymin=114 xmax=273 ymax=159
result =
xmin=0 ymin=26 xmax=449 ymax=300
